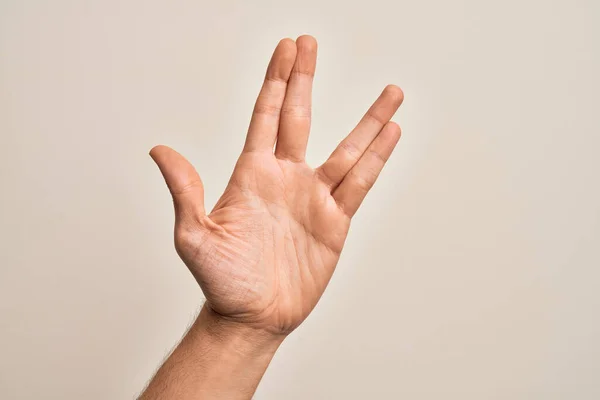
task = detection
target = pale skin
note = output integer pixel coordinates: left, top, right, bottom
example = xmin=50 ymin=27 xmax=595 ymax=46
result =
xmin=139 ymin=35 xmax=404 ymax=399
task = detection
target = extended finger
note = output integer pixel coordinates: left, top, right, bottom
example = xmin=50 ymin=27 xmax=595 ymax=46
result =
xmin=274 ymin=35 xmax=318 ymax=162
xmin=317 ymin=85 xmax=403 ymax=188
xmin=332 ymin=121 xmax=401 ymax=217
xmin=243 ymin=38 xmax=297 ymax=153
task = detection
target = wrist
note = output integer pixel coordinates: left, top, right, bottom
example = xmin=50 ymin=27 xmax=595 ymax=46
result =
xmin=193 ymin=303 xmax=285 ymax=358
xmin=139 ymin=304 xmax=285 ymax=399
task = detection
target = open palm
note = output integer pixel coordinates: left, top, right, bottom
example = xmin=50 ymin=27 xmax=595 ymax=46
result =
xmin=150 ymin=36 xmax=403 ymax=334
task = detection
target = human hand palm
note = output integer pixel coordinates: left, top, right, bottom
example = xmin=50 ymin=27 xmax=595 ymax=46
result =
xmin=151 ymin=36 xmax=403 ymax=335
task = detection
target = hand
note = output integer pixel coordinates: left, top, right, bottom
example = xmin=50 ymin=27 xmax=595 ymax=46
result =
xmin=150 ymin=35 xmax=403 ymax=336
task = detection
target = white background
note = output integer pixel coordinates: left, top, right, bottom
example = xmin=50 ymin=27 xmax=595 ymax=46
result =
xmin=1 ymin=0 xmax=599 ymax=398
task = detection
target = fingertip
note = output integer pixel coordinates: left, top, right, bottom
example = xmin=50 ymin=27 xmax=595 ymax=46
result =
xmin=378 ymin=122 xmax=401 ymax=147
xmin=369 ymin=123 xmax=402 ymax=158
xmin=278 ymin=37 xmax=296 ymax=47
xmin=383 ymin=84 xmax=404 ymax=105
xmin=386 ymin=121 xmax=402 ymax=138
xmin=290 ymin=35 xmax=317 ymax=78
xmin=268 ymin=38 xmax=298 ymax=82
xmin=149 ymin=145 xmax=164 ymax=160
xmin=277 ymin=38 xmax=298 ymax=64
xmin=149 ymin=144 xmax=173 ymax=161
xmin=296 ymin=34 xmax=318 ymax=52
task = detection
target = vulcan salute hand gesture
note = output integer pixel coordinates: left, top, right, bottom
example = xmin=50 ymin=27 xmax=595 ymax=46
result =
xmin=141 ymin=35 xmax=403 ymax=400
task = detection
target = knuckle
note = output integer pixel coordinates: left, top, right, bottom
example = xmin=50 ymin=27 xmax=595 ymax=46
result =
xmin=281 ymin=104 xmax=311 ymax=118
xmin=316 ymin=164 xmax=338 ymax=187
xmin=365 ymin=109 xmax=387 ymax=125
xmin=351 ymin=170 xmax=374 ymax=191
xmin=339 ymin=140 xmax=363 ymax=163
xmin=253 ymin=102 xmax=281 ymax=116
xmin=171 ymin=179 xmax=202 ymax=196
xmin=368 ymin=148 xmax=388 ymax=163
xmin=291 ymin=69 xmax=315 ymax=78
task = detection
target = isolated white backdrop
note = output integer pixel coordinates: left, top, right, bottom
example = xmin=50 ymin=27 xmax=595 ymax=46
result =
xmin=1 ymin=1 xmax=599 ymax=398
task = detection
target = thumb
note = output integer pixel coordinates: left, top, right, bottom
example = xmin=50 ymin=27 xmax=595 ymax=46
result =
xmin=149 ymin=145 xmax=206 ymax=220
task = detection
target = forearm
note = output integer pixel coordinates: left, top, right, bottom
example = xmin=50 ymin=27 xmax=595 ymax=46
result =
xmin=138 ymin=305 xmax=285 ymax=400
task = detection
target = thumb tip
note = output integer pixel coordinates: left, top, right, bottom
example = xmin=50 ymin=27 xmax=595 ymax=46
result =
xmin=149 ymin=144 xmax=170 ymax=161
